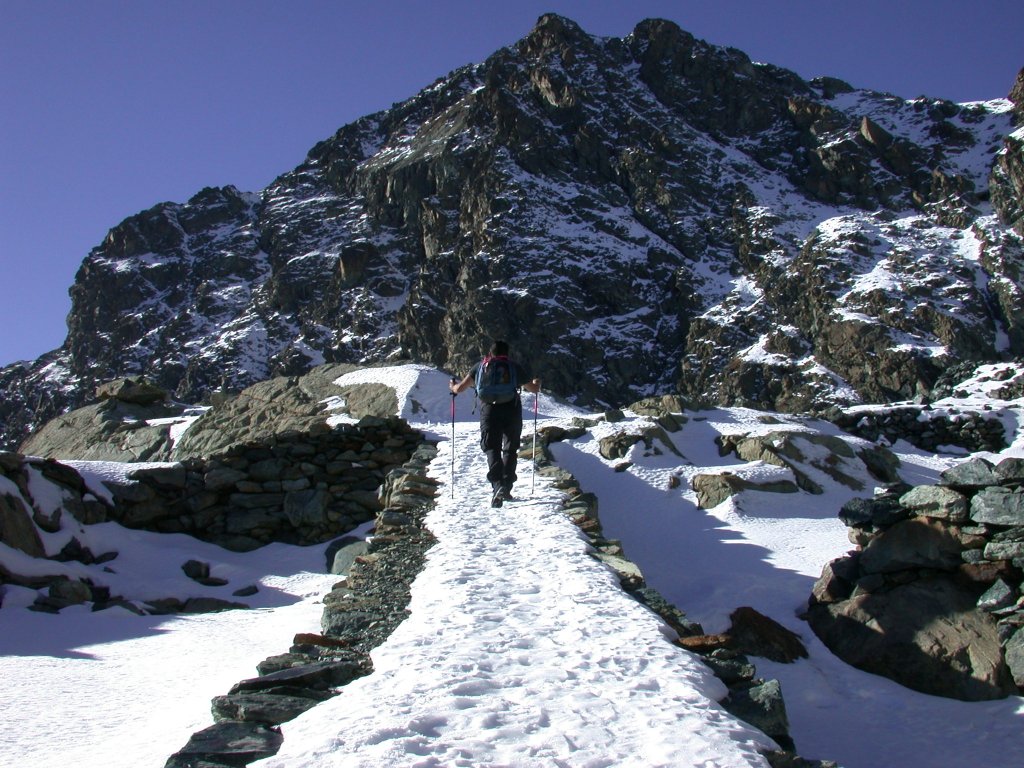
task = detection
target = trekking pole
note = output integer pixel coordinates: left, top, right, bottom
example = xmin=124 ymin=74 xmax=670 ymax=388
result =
xmin=450 ymin=378 xmax=457 ymax=499
xmin=531 ymin=387 xmax=539 ymax=496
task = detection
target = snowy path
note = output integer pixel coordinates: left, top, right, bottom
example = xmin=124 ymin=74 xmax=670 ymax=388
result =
xmin=257 ymin=422 xmax=776 ymax=767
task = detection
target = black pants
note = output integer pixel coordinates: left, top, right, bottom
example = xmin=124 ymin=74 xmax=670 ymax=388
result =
xmin=479 ymin=400 xmax=522 ymax=492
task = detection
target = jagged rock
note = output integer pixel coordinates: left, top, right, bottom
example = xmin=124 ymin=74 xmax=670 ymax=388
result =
xmin=856 ymin=445 xmax=901 ymax=484
xmin=257 ymin=653 xmax=320 ymax=676
xmin=676 ymin=633 xmax=734 ymax=654
xmin=598 ymin=432 xmax=643 ymax=460
xmin=171 ymin=368 xmax=353 ymax=459
xmin=809 ymin=557 xmax=858 ymax=605
xmin=701 ymin=650 xmax=756 ymax=685
xmin=593 ymin=551 xmax=644 ymax=590
xmin=627 ymin=395 xmax=692 ymax=417
xmin=182 ymin=560 xmax=229 ymax=587
xmin=720 ymin=430 xmax=875 ymax=495
xmin=977 ymin=579 xmax=1017 ymax=612
xmin=728 ymin=607 xmax=808 ymax=663
xmin=48 ymin=577 xmax=93 ymax=605
xmin=984 ymin=534 xmax=1024 ymax=561
xmin=632 ymin=587 xmax=703 ymax=637
xmin=0 ymin=490 xmax=45 ymax=557
xmin=674 ymin=608 xmax=808 ymax=665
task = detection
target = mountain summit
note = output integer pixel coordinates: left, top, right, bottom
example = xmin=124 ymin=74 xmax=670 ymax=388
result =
xmin=2 ymin=14 xmax=1022 ymax=449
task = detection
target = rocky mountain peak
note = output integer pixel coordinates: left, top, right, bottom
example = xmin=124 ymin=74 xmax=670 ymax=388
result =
xmin=1009 ymin=67 xmax=1024 ymax=119
xmin=1 ymin=15 xmax=1022 ymax=451
xmin=520 ymin=12 xmax=593 ymax=59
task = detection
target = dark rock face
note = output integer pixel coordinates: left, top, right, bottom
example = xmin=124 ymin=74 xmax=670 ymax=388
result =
xmin=807 ymin=457 xmax=1024 ymax=701
xmin=808 ymin=577 xmax=1014 ymax=701
xmin=2 ymin=14 xmax=1022 ymax=449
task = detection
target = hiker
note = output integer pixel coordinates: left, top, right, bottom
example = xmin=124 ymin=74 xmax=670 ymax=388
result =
xmin=449 ymin=340 xmax=541 ymax=507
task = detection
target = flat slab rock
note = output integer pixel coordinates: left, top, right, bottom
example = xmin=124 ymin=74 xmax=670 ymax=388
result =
xmin=164 ymin=721 xmax=282 ymax=767
xmin=211 ymin=692 xmax=322 ymax=726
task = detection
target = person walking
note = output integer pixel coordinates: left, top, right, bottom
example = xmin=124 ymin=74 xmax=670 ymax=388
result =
xmin=449 ymin=340 xmax=541 ymax=507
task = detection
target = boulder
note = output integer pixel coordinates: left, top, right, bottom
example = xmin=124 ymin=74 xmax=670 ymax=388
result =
xmin=326 ymin=536 xmax=370 ymax=575
xmin=807 ymin=577 xmax=1016 ymax=701
xmin=898 ymin=485 xmax=968 ymax=522
xmin=858 ymin=518 xmax=963 ymax=574
xmin=857 ymin=444 xmax=901 ymax=484
xmin=19 ymin=399 xmax=183 ymax=462
xmin=994 ymin=457 xmax=1024 ymax=485
xmin=283 ymin=488 xmax=329 ymax=527
xmin=96 ymin=377 xmax=168 ymax=405
xmin=170 ymin=365 xmax=362 ymax=459
xmin=725 ymin=431 xmax=867 ymax=495
xmin=940 ymin=457 xmax=997 ymax=489
xmin=728 ymin=607 xmax=808 ymax=663
xmin=838 ymin=488 xmax=910 ymax=530
xmin=971 ymin=487 xmax=1024 ymax=526
xmin=692 ymin=472 xmax=798 ymax=509
xmin=723 ymin=679 xmax=792 ymax=751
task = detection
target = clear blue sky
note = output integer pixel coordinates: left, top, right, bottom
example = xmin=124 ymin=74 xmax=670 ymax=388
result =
xmin=2 ymin=0 xmax=1021 ymax=366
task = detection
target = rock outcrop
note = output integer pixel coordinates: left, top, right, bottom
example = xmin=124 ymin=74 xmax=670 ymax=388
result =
xmin=807 ymin=457 xmax=1024 ymax=701
xmin=19 ymin=363 xmax=404 ymax=463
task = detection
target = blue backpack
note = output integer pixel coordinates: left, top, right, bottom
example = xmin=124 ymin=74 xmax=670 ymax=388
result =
xmin=475 ymin=355 xmax=518 ymax=404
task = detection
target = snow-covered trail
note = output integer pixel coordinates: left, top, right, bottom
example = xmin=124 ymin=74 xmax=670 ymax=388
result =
xmin=257 ymin=421 xmax=776 ymax=767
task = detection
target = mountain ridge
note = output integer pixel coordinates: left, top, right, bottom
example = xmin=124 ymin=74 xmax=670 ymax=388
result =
xmin=2 ymin=13 xmax=1022 ymax=450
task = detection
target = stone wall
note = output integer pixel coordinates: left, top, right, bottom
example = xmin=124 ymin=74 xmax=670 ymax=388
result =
xmin=832 ymin=405 xmax=1005 ymax=454
xmin=101 ymin=416 xmax=423 ymax=551
xmin=166 ymin=443 xmax=442 ymax=767
xmin=0 ymin=416 xmax=424 ymax=613
xmin=807 ymin=457 xmax=1024 ymax=701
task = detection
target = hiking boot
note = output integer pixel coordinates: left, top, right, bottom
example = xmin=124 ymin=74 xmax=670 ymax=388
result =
xmin=491 ymin=487 xmax=504 ymax=508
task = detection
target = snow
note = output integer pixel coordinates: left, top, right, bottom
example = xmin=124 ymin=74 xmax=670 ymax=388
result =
xmin=3 ymin=363 xmax=1024 ymax=768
